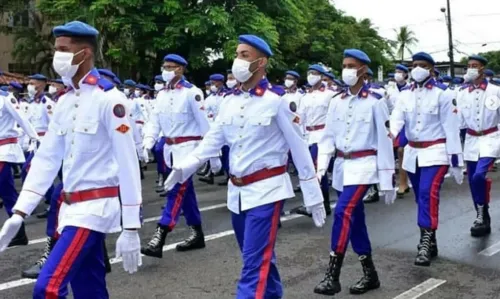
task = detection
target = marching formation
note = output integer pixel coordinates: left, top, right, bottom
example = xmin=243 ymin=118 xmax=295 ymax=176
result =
xmin=0 ymin=20 xmax=499 ymax=299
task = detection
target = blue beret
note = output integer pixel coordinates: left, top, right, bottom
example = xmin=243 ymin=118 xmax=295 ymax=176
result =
xmin=308 ymin=64 xmax=326 ymax=74
xmin=163 ymin=54 xmax=188 ymax=66
xmin=205 ymin=81 xmax=211 ymax=86
xmin=28 ymin=74 xmax=47 ymax=81
xmin=395 ymin=64 xmax=409 ymax=73
xmin=50 ymin=79 xmax=64 ymax=85
xmin=412 ymin=52 xmax=435 ymax=65
xmin=484 ymin=69 xmax=495 ymax=76
xmin=113 ymin=77 xmax=121 ymax=85
xmin=123 ymin=79 xmax=136 ymax=87
xmin=238 ymin=34 xmax=273 ymax=57
xmin=97 ymin=69 xmax=117 ymax=79
xmin=387 ymin=73 xmax=395 ymax=78
xmin=53 ymin=21 xmax=98 ymax=38
xmin=209 ymin=74 xmax=225 ymax=81
xmin=324 ymin=72 xmax=335 ymax=80
xmin=468 ymin=55 xmax=488 ymax=66
xmin=344 ymin=49 xmax=371 ymax=64
xmin=442 ymin=75 xmax=452 ymax=82
xmin=285 ymin=71 xmax=300 ymax=79
xmin=0 ymin=86 xmax=8 ymax=92
xmin=9 ymin=82 xmax=23 ymax=90
xmin=452 ymin=77 xmax=464 ymax=84
xmin=367 ymin=68 xmax=374 ymax=77
xmin=135 ymin=84 xmax=145 ymax=89
xmin=154 ymin=75 xmax=164 ymax=82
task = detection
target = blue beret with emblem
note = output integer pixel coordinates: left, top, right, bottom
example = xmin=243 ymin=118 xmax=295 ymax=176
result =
xmin=123 ymin=79 xmax=136 ymax=87
xmin=163 ymin=54 xmax=188 ymax=66
xmin=412 ymin=52 xmax=435 ymax=65
xmin=9 ymin=82 xmax=23 ymax=90
xmin=154 ymin=75 xmax=165 ymax=82
xmin=238 ymin=34 xmax=273 ymax=57
xmin=53 ymin=21 xmax=99 ymax=38
xmin=452 ymin=77 xmax=464 ymax=84
xmin=308 ymin=64 xmax=326 ymax=74
xmin=484 ymin=69 xmax=495 ymax=77
xmin=442 ymin=75 xmax=452 ymax=82
xmin=344 ymin=49 xmax=371 ymax=64
xmin=367 ymin=68 xmax=374 ymax=77
xmin=325 ymin=72 xmax=335 ymax=80
xmin=28 ymin=74 xmax=47 ymax=81
xmin=395 ymin=64 xmax=409 ymax=73
xmin=468 ymin=55 xmax=488 ymax=66
xmin=285 ymin=71 xmax=300 ymax=79
xmin=209 ymin=74 xmax=225 ymax=81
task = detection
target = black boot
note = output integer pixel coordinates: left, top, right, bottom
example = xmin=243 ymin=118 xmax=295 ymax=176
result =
xmin=21 ymin=237 xmax=57 ymax=279
xmin=155 ymin=173 xmax=164 ymax=192
xmin=294 ymin=206 xmax=312 ymax=217
xmin=196 ymin=162 xmax=210 ymax=176
xmin=415 ymin=229 xmax=433 ymax=266
xmin=141 ymin=225 xmax=169 ymax=258
xmin=214 ymin=169 xmax=225 ymax=177
xmin=36 ymin=207 xmax=49 ymax=219
xmin=159 ymin=190 xmax=167 ymax=197
xmin=103 ymin=241 xmax=111 ymax=274
xmin=293 ymin=185 xmax=301 ymax=193
xmin=199 ymin=172 xmax=214 ymax=185
xmin=323 ymin=189 xmax=332 ymax=216
xmin=363 ymin=185 xmax=379 ymax=203
xmin=313 ymin=253 xmax=343 ymax=295
xmin=218 ymin=175 xmax=229 ymax=186
xmin=470 ymin=204 xmax=491 ymax=237
xmin=176 ymin=225 xmax=206 ymax=252
xmin=8 ymin=223 xmax=28 ymax=247
xmin=417 ymin=229 xmax=438 ymax=258
xmin=349 ymin=255 xmax=380 ymax=294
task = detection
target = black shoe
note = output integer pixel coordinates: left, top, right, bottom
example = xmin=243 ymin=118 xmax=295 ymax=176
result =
xmin=293 ymin=185 xmax=301 ymax=193
xmin=363 ymin=186 xmax=379 ymax=203
xmin=176 ymin=225 xmax=206 ymax=252
xmin=8 ymin=223 xmax=28 ymax=247
xmin=396 ymin=187 xmax=410 ymax=199
xmin=417 ymin=229 xmax=438 ymax=258
xmin=21 ymin=237 xmax=57 ymax=279
xmin=199 ymin=173 xmax=214 ymax=185
xmin=294 ymin=206 xmax=312 ymax=217
xmin=36 ymin=209 xmax=49 ymax=219
xmin=471 ymin=204 xmax=491 ymax=237
xmin=159 ymin=190 xmax=167 ymax=197
xmin=323 ymin=190 xmax=332 ymax=216
xmin=141 ymin=225 xmax=169 ymax=258
xmin=0 ymin=200 xmax=3 ymax=209
xmin=349 ymin=255 xmax=380 ymax=294
xmin=197 ymin=162 xmax=210 ymax=176
xmin=415 ymin=229 xmax=433 ymax=266
xmin=313 ymin=253 xmax=343 ymax=295
xmin=103 ymin=241 xmax=112 ymax=274
xmin=214 ymin=169 xmax=225 ymax=177
xmin=218 ymin=177 xmax=229 ymax=186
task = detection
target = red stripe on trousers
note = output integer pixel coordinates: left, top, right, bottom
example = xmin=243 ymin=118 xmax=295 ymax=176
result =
xmin=167 ymin=182 xmax=188 ymax=230
xmin=45 ymin=228 xmax=90 ymax=299
xmin=255 ymin=202 xmax=282 ymax=299
xmin=429 ymin=166 xmax=448 ymax=230
xmin=336 ymin=185 xmax=368 ymax=254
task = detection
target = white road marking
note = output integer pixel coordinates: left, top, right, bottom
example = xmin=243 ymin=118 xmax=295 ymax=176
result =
xmin=478 ymin=240 xmax=500 ymax=256
xmin=392 ymin=278 xmax=446 ymax=299
xmin=0 ymin=207 xmax=318 ymax=291
xmin=9 ymin=203 xmax=229 ymax=249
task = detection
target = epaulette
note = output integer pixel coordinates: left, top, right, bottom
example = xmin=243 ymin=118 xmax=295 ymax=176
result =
xmin=97 ymin=78 xmax=114 ymax=92
xmin=176 ymin=81 xmax=193 ymax=89
xmin=459 ymin=83 xmax=469 ymax=91
xmin=0 ymin=90 xmax=7 ymax=96
xmin=269 ymin=85 xmax=285 ymax=96
xmin=436 ymin=83 xmax=448 ymax=90
xmin=369 ymin=91 xmax=383 ymax=99
xmin=223 ymin=89 xmax=234 ymax=97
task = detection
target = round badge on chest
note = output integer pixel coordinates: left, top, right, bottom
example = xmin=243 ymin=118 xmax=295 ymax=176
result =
xmin=485 ymin=95 xmax=500 ymax=111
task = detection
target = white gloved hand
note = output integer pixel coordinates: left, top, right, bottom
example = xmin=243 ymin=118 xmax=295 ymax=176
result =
xmin=306 ymin=203 xmax=326 ymax=228
xmin=164 ymin=168 xmax=182 ymax=191
xmin=0 ymin=214 xmax=24 ymax=252
xmin=115 ymin=230 xmax=142 ymax=274
xmin=450 ymin=167 xmax=464 ymax=185
xmin=142 ymin=148 xmax=150 ymax=163
xmin=384 ymin=189 xmax=397 ymax=205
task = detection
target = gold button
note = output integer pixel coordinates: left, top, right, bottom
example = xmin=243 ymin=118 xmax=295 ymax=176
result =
xmin=75 ymin=104 xmax=78 ymax=108
xmin=240 ymin=106 xmax=244 ymax=109
xmin=240 ymin=126 xmax=243 ymax=129
xmin=71 ymin=140 xmax=74 ymax=144
xmin=239 ymin=135 xmax=242 ymax=138
xmin=239 ymin=144 xmax=242 ymax=147
xmin=240 ymin=115 xmax=244 ymax=118
xmin=84 ymin=128 xmax=88 ymax=132
xmin=73 ymin=117 xmax=76 ymax=120
xmin=347 ymin=122 xmax=350 ymax=125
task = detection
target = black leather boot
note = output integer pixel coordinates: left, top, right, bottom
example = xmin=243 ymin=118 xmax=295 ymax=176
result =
xmin=313 ymin=252 xmax=343 ymax=295
xmin=470 ymin=204 xmax=491 ymax=237
xmin=36 ymin=207 xmax=49 ymax=219
xmin=159 ymin=190 xmax=167 ymax=197
xmin=363 ymin=185 xmax=379 ymax=203
xmin=176 ymin=225 xmax=206 ymax=252
xmin=415 ymin=229 xmax=433 ymax=266
xmin=417 ymin=229 xmax=438 ymax=258
xmin=8 ymin=223 xmax=28 ymax=247
xmin=349 ymin=255 xmax=380 ymax=294
xmin=199 ymin=172 xmax=214 ymax=185
xmin=141 ymin=225 xmax=169 ymax=258
xmin=323 ymin=189 xmax=332 ymax=216
xmin=197 ymin=162 xmax=210 ymax=176
xmin=21 ymin=237 xmax=57 ymax=278
xmin=294 ymin=206 xmax=312 ymax=217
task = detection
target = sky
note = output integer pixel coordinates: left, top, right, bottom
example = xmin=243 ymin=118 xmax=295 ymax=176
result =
xmin=332 ymin=0 xmax=500 ymax=63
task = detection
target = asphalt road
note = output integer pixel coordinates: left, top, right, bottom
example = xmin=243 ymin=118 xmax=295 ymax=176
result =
xmin=1 ymin=166 xmax=500 ymax=299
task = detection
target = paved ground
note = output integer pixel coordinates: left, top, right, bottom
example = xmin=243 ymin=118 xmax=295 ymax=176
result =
xmin=1 ymin=165 xmax=500 ymax=299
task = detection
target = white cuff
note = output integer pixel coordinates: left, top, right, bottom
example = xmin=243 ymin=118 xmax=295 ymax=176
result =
xmin=122 ymin=205 xmax=142 ymax=229
xmin=13 ymin=190 xmax=43 ymax=216
xmin=178 ymin=156 xmax=204 ymax=182
xmin=378 ymin=169 xmax=395 ymax=191
xmin=317 ymin=153 xmax=333 ymax=176
xmin=300 ymin=178 xmax=323 ymax=207
xmin=142 ymin=136 xmax=156 ymax=150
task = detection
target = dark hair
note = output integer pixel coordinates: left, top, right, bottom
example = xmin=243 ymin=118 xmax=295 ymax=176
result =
xmin=70 ymin=35 xmax=97 ymax=53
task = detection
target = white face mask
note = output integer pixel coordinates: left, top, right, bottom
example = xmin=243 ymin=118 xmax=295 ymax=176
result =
xmin=52 ymin=50 xmax=84 ymax=79
xmin=27 ymin=84 xmax=37 ymax=97
xmin=124 ymin=88 xmax=130 ymax=96
xmin=226 ymin=79 xmax=237 ymax=88
xmin=307 ymin=74 xmax=322 ymax=86
xmin=231 ymin=58 xmax=260 ymax=83
xmin=342 ymin=68 xmax=360 ymax=87
xmin=162 ymin=70 xmax=176 ymax=83
xmin=411 ymin=67 xmax=430 ymax=83
xmin=394 ymin=73 xmax=406 ymax=83
xmin=154 ymin=83 xmax=164 ymax=91
xmin=466 ymin=68 xmax=480 ymax=81
xmin=134 ymin=90 xmax=141 ymax=97
xmin=48 ymin=86 xmax=57 ymax=94
xmin=284 ymin=79 xmax=295 ymax=88
xmin=210 ymin=85 xmax=218 ymax=93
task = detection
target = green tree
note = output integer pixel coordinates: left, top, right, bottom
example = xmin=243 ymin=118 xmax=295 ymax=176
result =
xmin=392 ymin=26 xmax=419 ymax=62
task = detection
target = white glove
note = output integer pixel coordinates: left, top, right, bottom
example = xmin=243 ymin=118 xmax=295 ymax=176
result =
xmin=164 ymin=168 xmax=182 ymax=191
xmin=384 ymin=189 xmax=396 ymax=205
xmin=306 ymin=203 xmax=326 ymax=228
xmin=115 ymin=230 xmax=142 ymax=274
xmin=450 ymin=167 xmax=464 ymax=185
xmin=142 ymin=148 xmax=150 ymax=163
xmin=0 ymin=214 xmax=24 ymax=252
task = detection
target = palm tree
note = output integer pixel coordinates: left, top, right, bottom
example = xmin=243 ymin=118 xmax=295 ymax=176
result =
xmin=393 ymin=26 xmax=419 ymax=62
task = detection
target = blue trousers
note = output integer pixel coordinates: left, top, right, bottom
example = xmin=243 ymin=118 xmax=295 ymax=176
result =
xmin=407 ymin=164 xmax=449 ymax=230
xmin=22 ymin=151 xmax=55 ymax=204
xmin=46 ymin=183 xmax=64 ymax=238
xmin=159 ymin=176 xmax=201 ymax=230
xmin=309 ymin=144 xmax=329 ymax=192
xmin=0 ymin=162 xmax=18 ymax=216
xmin=221 ymin=145 xmax=230 ymax=173
xmin=232 ymin=201 xmax=284 ymax=299
xmin=466 ymin=157 xmax=495 ymax=207
xmin=331 ymin=185 xmax=371 ymax=255
xmin=154 ymin=137 xmax=167 ymax=175
xmin=33 ymin=226 xmax=108 ymax=299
